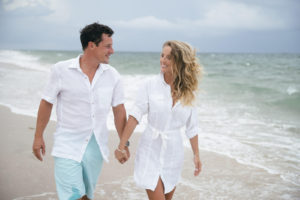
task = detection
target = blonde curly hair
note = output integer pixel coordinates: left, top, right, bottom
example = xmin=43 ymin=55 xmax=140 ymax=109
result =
xmin=163 ymin=40 xmax=202 ymax=106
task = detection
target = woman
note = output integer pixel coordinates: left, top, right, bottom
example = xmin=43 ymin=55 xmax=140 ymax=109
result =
xmin=115 ymin=40 xmax=202 ymax=200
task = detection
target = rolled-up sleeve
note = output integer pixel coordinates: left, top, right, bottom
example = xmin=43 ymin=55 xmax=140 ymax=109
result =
xmin=111 ymin=78 xmax=125 ymax=107
xmin=129 ymin=81 xmax=149 ymax=123
xmin=185 ymin=107 xmax=200 ymax=138
xmin=42 ymin=65 xmax=60 ymax=104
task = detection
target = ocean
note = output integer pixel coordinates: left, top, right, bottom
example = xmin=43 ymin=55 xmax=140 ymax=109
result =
xmin=0 ymin=49 xmax=299 ymax=199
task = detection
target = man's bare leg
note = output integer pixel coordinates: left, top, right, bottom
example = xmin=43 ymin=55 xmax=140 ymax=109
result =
xmin=78 ymin=195 xmax=90 ymax=200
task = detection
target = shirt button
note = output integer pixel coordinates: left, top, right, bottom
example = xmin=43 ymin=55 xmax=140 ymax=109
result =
xmin=86 ymin=139 xmax=89 ymax=142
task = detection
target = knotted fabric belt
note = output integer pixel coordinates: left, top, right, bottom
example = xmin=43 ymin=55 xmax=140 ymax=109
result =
xmin=146 ymin=124 xmax=179 ymax=165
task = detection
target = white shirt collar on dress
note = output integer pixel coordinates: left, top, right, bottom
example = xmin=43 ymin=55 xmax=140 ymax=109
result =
xmin=159 ymin=72 xmax=170 ymax=86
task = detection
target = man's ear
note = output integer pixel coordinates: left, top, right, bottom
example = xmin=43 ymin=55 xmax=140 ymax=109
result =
xmin=87 ymin=41 xmax=95 ymax=49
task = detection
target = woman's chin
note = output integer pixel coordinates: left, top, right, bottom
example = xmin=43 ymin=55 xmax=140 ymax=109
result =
xmin=160 ymin=67 xmax=167 ymax=73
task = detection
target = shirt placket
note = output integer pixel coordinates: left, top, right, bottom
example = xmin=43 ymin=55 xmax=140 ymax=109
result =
xmin=161 ymin=86 xmax=174 ymax=175
xmin=83 ymin=73 xmax=93 ymax=145
xmin=90 ymin=86 xmax=95 ymax=131
xmin=86 ymin=67 xmax=102 ymax=144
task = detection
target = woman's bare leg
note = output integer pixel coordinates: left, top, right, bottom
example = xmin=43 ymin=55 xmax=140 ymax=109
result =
xmin=165 ymin=186 xmax=176 ymax=200
xmin=146 ymin=177 xmax=165 ymax=200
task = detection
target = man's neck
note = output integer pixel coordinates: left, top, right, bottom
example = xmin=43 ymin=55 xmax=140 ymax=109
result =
xmin=79 ymin=54 xmax=99 ymax=84
xmin=80 ymin=54 xmax=99 ymax=72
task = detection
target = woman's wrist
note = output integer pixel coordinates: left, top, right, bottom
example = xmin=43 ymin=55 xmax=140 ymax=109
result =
xmin=118 ymin=141 xmax=129 ymax=150
xmin=116 ymin=147 xmax=126 ymax=154
xmin=118 ymin=144 xmax=125 ymax=150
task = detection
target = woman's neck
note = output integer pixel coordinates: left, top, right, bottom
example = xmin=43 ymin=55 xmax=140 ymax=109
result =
xmin=163 ymin=72 xmax=173 ymax=85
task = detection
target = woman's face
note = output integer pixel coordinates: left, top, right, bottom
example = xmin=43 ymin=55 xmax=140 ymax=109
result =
xmin=160 ymin=45 xmax=173 ymax=74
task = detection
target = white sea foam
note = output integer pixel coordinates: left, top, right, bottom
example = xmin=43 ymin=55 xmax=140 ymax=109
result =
xmin=0 ymin=50 xmax=50 ymax=72
xmin=13 ymin=192 xmax=57 ymax=200
xmin=287 ymin=85 xmax=298 ymax=95
xmin=93 ymin=176 xmax=146 ymax=199
xmin=0 ymin=102 xmax=37 ymax=118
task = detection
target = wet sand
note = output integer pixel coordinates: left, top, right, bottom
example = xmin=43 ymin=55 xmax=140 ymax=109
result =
xmin=0 ymin=105 xmax=298 ymax=200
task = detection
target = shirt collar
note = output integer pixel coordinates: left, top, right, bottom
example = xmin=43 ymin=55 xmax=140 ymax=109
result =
xmin=68 ymin=55 xmax=81 ymax=69
xmin=68 ymin=54 xmax=110 ymax=71
xmin=159 ymin=72 xmax=169 ymax=86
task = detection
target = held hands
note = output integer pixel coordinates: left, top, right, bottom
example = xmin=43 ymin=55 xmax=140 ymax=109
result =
xmin=114 ymin=146 xmax=130 ymax=164
xmin=193 ymin=154 xmax=202 ymax=176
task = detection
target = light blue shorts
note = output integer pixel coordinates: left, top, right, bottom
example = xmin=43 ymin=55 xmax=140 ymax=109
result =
xmin=54 ymin=134 xmax=103 ymax=200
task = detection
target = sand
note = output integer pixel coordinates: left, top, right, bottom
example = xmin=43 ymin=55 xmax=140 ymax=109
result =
xmin=0 ymin=105 xmax=298 ymax=200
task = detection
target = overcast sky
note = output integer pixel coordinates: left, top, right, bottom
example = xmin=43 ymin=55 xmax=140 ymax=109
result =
xmin=0 ymin=0 xmax=299 ymax=52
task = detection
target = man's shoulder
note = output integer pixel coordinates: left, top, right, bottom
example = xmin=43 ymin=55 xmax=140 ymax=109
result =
xmin=54 ymin=57 xmax=77 ymax=69
xmin=102 ymin=64 xmax=121 ymax=77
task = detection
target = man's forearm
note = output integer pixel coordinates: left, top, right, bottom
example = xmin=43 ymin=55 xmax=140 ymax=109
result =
xmin=35 ymin=100 xmax=53 ymax=138
xmin=113 ymin=104 xmax=127 ymax=138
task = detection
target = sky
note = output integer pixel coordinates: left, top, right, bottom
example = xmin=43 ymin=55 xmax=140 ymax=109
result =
xmin=0 ymin=0 xmax=299 ymax=53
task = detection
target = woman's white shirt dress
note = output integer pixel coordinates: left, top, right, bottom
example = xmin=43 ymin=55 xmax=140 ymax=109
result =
xmin=129 ymin=73 xmax=199 ymax=194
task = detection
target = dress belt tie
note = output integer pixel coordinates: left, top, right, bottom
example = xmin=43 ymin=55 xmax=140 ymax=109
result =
xmin=147 ymin=125 xmax=180 ymax=165
xmin=148 ymin=125 xmax=169 ymax=141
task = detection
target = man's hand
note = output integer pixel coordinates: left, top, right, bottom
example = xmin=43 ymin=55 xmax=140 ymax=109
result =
xmin=125 ymin=146 xmax=130 ymax=160
xmin=114 ymin=148 xmax=128 ymax=164
xmin=32 ymin=100 xmax=52 ymax=161
xmin=32 ymin=136 xmax=46 ymax=161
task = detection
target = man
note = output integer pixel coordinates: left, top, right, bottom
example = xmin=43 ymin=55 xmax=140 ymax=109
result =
xmin=32 ymin=22 xmax=129 ymax=200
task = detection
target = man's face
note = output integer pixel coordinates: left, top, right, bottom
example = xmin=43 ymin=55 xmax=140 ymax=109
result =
xmin=94 ymin=33 xmax=114 ymax=64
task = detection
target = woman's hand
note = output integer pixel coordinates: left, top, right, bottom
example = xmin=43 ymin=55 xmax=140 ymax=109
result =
xmin=114 ymin=148 xmax=129 ymax=164
xmin=115 ymin=116 xmax=137 ymax=164
xmin=193 ymin=155 xmax=202 ymax=176
xmin=125 ymin=146 xmax=130 ymax=160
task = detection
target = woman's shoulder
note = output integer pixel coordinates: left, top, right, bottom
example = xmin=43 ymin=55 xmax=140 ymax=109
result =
xmin=133 ymin=75 xmax=159 ymax=95
xmin=139 ymin=74 xmax=160 ymax=86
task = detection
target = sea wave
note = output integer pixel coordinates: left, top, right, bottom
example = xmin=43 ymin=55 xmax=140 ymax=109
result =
xmin=269 ymin=92 xmax=300 ymax=114
xmin=0 ymin=50 xmax=51 ymax=72
xmin=287 ymin=85 xmax=298 ymax=95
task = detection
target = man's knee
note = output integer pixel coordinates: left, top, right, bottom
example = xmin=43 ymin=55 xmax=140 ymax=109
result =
xmin=78 ymin=195 xmax=90 ymax=200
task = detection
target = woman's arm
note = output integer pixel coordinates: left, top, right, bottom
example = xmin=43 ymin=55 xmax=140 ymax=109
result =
xmin=115 ymin=115 xmax=138 ymax=164
xmin=189 ymin=134 xmax=202 ymax=176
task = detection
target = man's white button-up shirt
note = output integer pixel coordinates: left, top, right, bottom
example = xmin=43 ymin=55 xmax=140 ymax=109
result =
xmin=42 ymin=55 xmax=124 ymax=162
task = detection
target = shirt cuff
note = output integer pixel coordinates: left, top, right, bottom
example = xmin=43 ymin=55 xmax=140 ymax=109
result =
xmin=186 ymin=128 xmax=199 ymax=139
xmin=112 ymin=100 xmax=125 ymax=107
xmin=129 ymin=106 xmax=143 ymax=123
xmin=41 ymin=95 xmax=56 ymax=104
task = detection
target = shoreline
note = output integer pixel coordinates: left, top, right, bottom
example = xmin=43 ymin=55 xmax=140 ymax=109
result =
xmin=1 ymin=101 xmax=297 ymax=181
xmin=1 ymin=105 xmax=298 ymax=199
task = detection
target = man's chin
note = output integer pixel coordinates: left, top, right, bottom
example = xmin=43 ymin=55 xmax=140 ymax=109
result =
xmin=100 ymin=60 xmax=109 ymax=64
